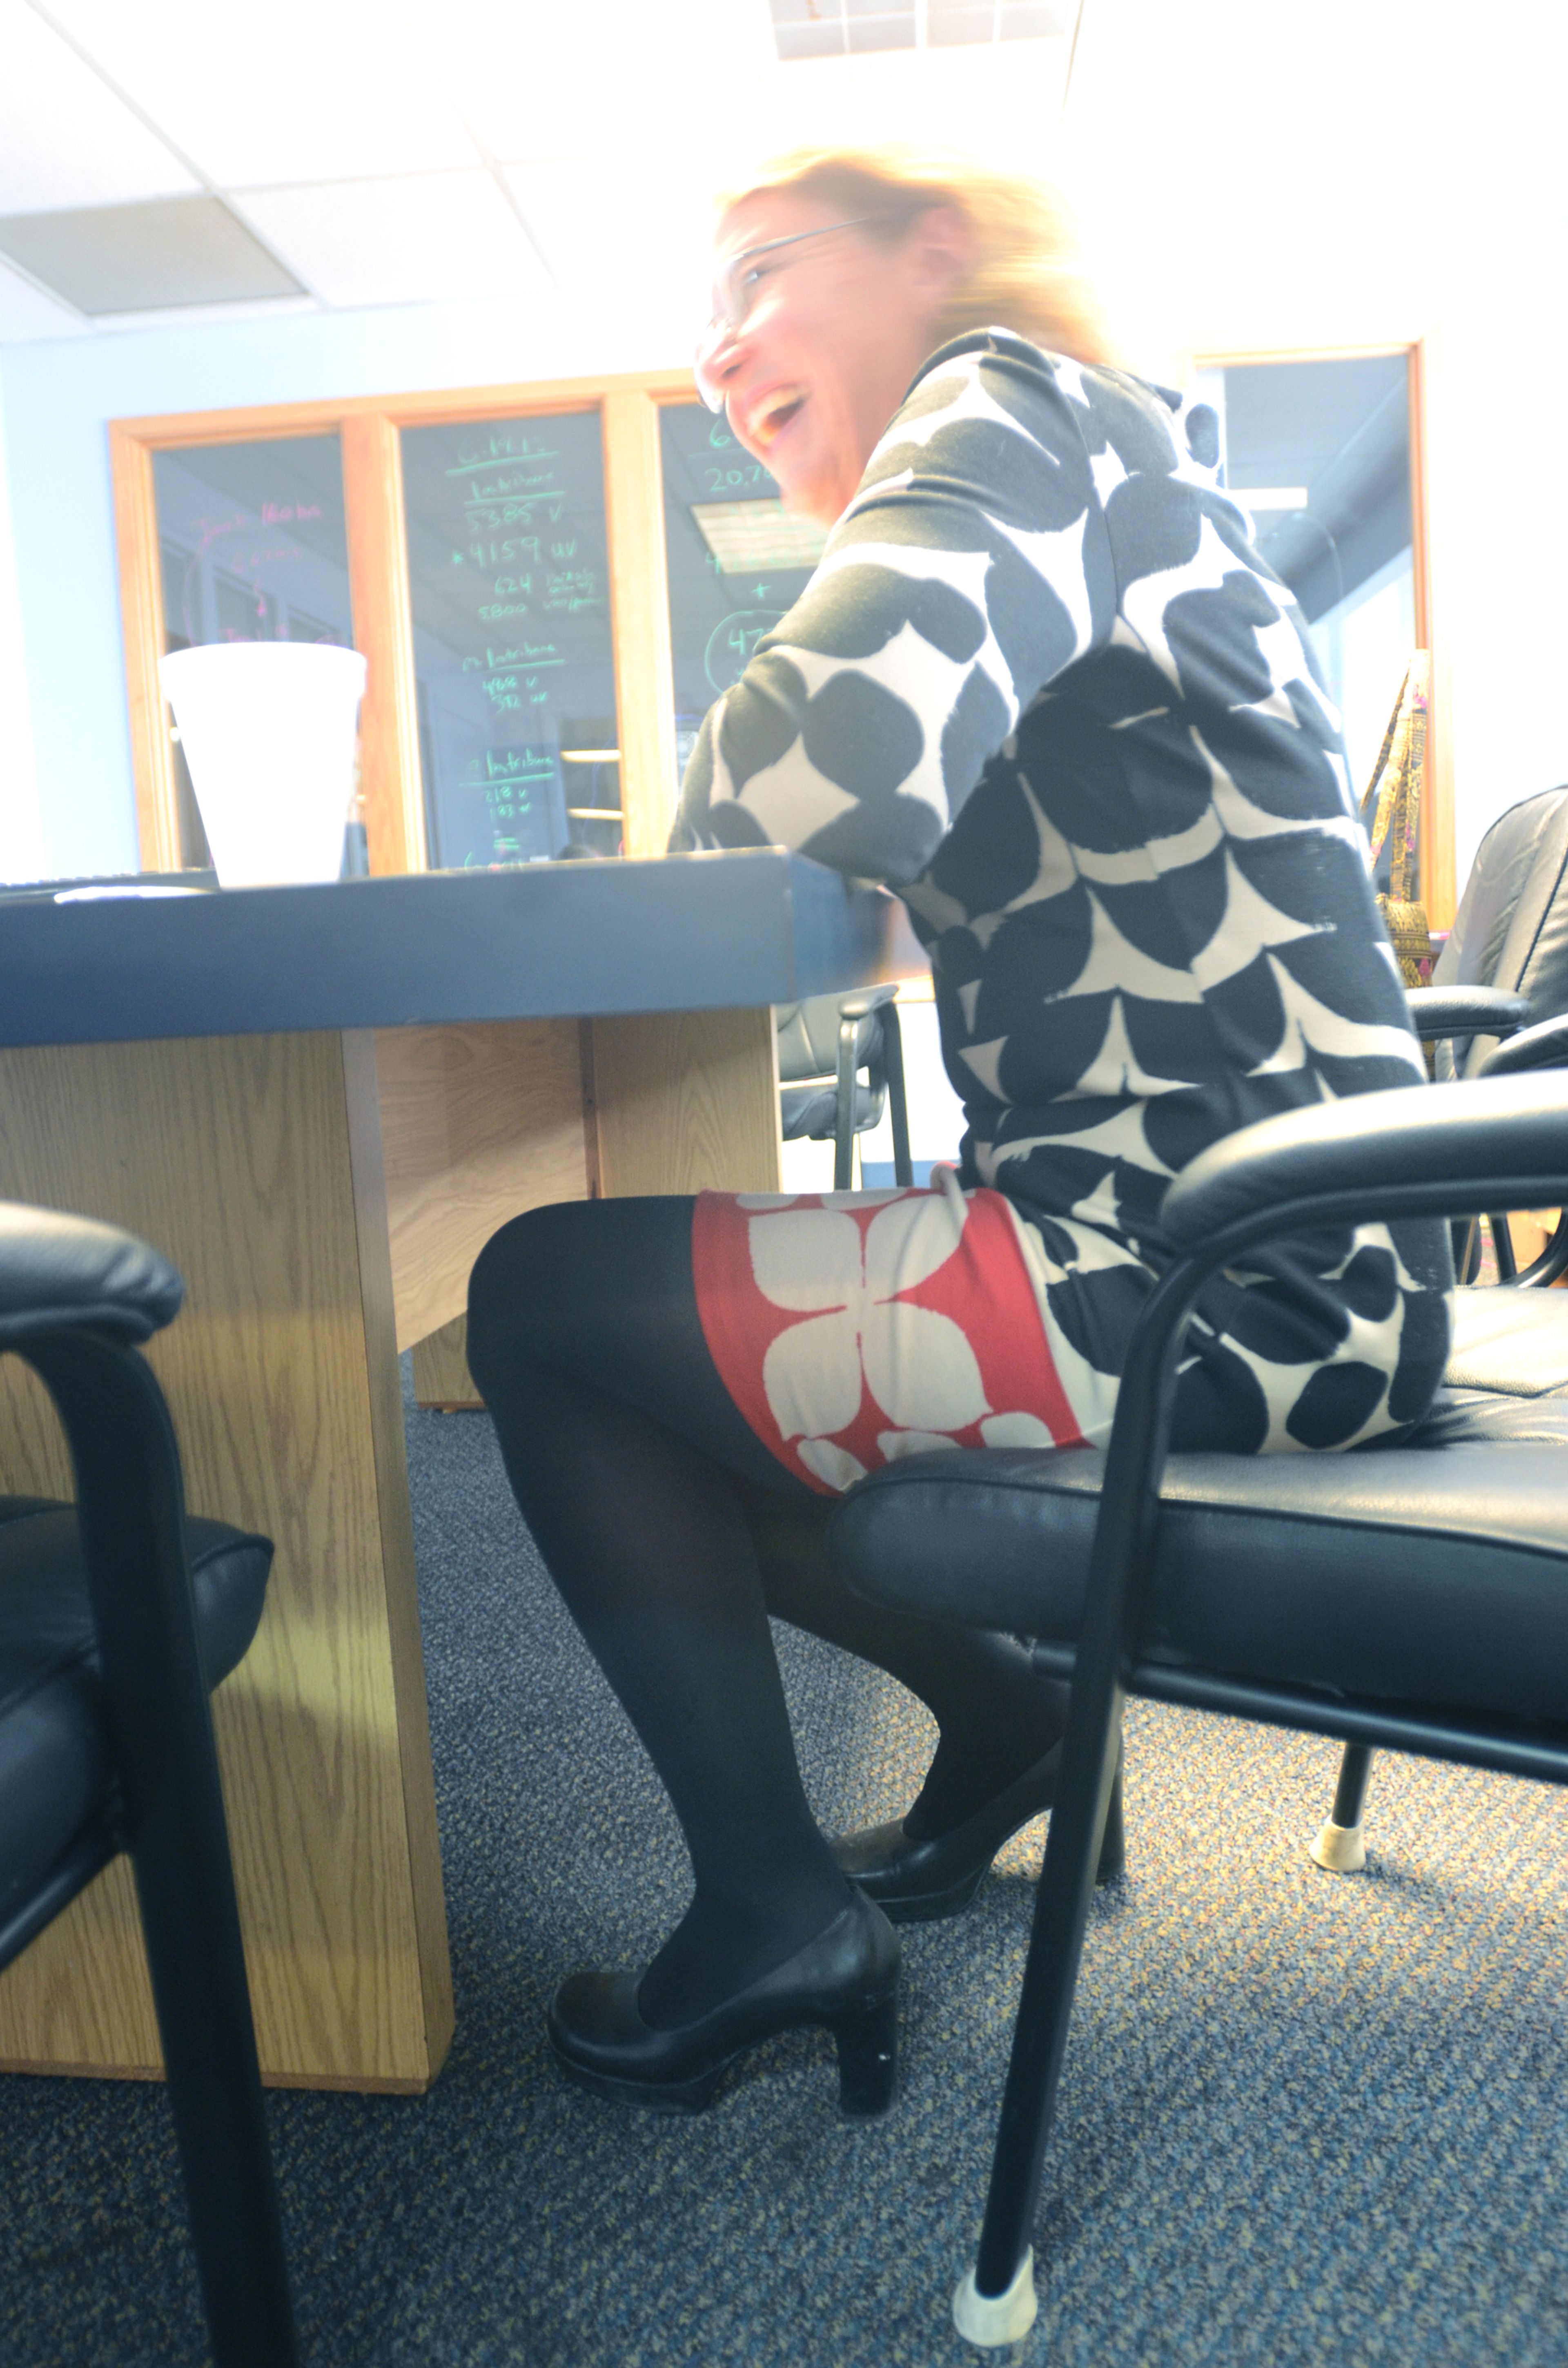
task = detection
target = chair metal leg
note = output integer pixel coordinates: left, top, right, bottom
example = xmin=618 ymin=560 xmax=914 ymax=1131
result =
xmin=951 ymin=1250 xmax=1207 ymax=2348
xmin=880 ymin=1001 xmax=914 ymax=1188
xmin=26 ymin=1331 xmax=300 ymax=2368
xmin=953 ymin=1685 xmax=1125 ymax=2347
xmin=834 ymin=1018 xmax=859 ymax=1192
xmin=1094 ymin=1743 xmax=1125 ymax=1884
xmin=1311 ymin=1741 xmax=1374 ymax=1873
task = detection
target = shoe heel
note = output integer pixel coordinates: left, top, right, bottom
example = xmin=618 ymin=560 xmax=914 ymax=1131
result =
xmin=830 ymin=1989 xmax=899 ymax=2118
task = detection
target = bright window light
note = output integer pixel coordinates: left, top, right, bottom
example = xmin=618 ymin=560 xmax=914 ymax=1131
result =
xmin=1234 ymin=486 xmax=1310 ymax=509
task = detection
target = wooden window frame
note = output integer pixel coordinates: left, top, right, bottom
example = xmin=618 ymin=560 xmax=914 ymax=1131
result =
xmin=111 ymin=366 xmax=696 ymax=875
xmin=117 ymin=348 xmax=1448 ymax=921
xmin=1192 ymin=340 xmax=1449 ymax=927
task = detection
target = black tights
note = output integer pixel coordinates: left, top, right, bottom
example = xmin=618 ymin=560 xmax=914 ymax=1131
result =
xmin=466 ymin=1198 xmax=1067 ymax=2027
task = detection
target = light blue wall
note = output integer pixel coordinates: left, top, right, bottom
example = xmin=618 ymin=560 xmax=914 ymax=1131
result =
xmin=0 ymin=295 xmax=681 ymax=878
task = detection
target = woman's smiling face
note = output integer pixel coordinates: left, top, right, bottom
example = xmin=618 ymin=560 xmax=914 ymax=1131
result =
xmin=706 ymin=188 xmax=966 ymax=526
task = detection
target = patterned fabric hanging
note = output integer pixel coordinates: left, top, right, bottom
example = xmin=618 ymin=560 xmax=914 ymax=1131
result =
xmin=1360 ymin=653 xmax=1432 ymax=986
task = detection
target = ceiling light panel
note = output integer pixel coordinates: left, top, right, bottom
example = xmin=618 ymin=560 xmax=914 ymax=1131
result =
xmin=233 ymin=173 xmax=552 ymax=309
xmin=0 ymin=0 xmax=197 ymax=212
xmin=691 ymin=500 xmax=829 ymax=574
xmin=0 ymin=251 xmax=90 ymax=340
xmin=0 ymin=196 xmax=301 ymax=314
xmin=928 ymin=0 xmax=1076 ymax=37
xmin=772 ymin=0 xmax=1072 ymax=54
xmin=769 ymin=0 xmax=916 ymax=58
xmin=37 ymin=0 xmax=479 ymax=185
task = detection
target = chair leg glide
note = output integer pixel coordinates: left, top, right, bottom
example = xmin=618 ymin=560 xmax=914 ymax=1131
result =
xmin=1310 ymin=1742 xmax=1373 ymax=1873
xmin=1310 ymin=1816 xmax=1367 ymax=1872
xmin=953 ymin=2248 xmax=1037 ymax=2347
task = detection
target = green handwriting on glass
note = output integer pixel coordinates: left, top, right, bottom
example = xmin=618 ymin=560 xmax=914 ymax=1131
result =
xmin=703 ymin=609 xmax=781 ymax=694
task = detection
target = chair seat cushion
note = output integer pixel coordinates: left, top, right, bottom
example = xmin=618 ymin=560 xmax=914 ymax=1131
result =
xmin=830 ymin=1386 xmax=1568 ymax=1724
xmin=1446 ymin=1283 xmax=1568 ymax=1394
xmin=0 ymin=1498 xmax=272 ymax=1924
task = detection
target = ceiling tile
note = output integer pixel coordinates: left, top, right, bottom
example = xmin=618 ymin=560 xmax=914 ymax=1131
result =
xmin=37 ymin=0 xmax=479 ymax=185
xmin=433 ymin=0 xmax=776 ymax=161
xmin=846 ymin=18 xmax=918 ymax=51
xmin=0 ymin=196 xmax=301 ymax=313
xmin=775 ymin=23 xmax=847 ymax=58
xmin=502 ymin=160 xmax=713 ymax=321
xmin=1001 ymin=2 xmax=1075 ymax=33
xmin=233 ymin=172 xmax=553 ymax=308
xmin=0 ymin=0 xmax=197 ymax=211
xmin=0 ymin=251 xmax=89 ymax=341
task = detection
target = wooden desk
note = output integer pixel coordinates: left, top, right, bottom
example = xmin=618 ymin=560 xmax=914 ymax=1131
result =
xmin=0 ymin=854 xmax=913 ymax=2093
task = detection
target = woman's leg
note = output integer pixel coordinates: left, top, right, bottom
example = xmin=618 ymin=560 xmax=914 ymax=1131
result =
xmin=739 ymin=1485 xmax=1069 ymax=1840
xmin=466 ymin=1195 xmax=1069 ymax=2022
xmin=466 ymin=1197 xmax=849 ymax=2029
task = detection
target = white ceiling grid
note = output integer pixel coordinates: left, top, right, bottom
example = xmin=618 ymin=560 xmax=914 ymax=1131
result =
xmin=0 ymin=0 xmax=198 ymax=212
xmin=0 ymin=0 xmax=1076 ymax=341
xmin=769 ymin=0 xmax=1074 ymax=60
xmin=238 ymin=173 xmax=554 ymax=310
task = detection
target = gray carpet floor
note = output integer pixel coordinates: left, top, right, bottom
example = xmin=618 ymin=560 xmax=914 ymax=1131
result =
xmin=2 ymin=1370 xmax=1566 ymax=2366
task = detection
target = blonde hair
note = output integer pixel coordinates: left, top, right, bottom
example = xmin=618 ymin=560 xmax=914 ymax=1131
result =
xmin=719 ymin=145 xmax=1121 ymax=369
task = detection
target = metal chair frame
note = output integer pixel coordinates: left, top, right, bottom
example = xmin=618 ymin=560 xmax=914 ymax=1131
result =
xmin=927 ymin=1075 xmax=1568 ymax=2346
xmin=3 ymin=1321 xmax=298 ymax=2367
xmin=779 ymin=986 xmax=914 ymax=1191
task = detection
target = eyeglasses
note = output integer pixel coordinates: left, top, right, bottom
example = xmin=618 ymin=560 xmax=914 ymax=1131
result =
xmin=694 ymin=218 xmax=875 ymax=413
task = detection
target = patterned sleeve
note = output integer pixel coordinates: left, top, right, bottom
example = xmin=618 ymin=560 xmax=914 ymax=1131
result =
xmin=669 ymin=332 xmax=1119 ymax=885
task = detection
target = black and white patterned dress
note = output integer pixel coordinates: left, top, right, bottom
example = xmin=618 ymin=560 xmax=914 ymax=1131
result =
xmin=673 ymin=330 xmax=1452 ymax=1459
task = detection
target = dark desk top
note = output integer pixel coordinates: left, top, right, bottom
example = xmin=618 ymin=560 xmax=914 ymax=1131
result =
xmin=0 ymin=852 xmax=922 ymax=1050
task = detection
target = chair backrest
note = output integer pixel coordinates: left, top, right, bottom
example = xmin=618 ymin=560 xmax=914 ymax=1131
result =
xmin=1432 ymin=787 xmax=1568 ymax=1077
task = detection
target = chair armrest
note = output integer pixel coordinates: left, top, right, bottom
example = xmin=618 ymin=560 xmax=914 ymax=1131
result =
xmin=0 ymin=1204 xmax=183 ymax=1347
xmin=1475 ymin=1013 xmax=1568 ymax=1079
xmin=1161 ymin=1073 xmax=1568 ymax=1254
xmin=836 ymin=986 xmax=898 ymax=1023
xmin=1405 ymin=984 xmax=1530 ymax=1039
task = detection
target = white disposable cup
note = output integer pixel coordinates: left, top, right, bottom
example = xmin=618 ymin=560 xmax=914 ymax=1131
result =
xmin=158 ymin=641 xmax=368 ymax=887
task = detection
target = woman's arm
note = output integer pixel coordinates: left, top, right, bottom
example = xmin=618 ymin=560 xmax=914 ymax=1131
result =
xmin=670 ymin=333 xmax=1121 ymax=885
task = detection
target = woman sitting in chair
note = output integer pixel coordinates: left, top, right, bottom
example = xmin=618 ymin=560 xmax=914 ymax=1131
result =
xmin=466 ymin=146 xmax=1452 ymax=2116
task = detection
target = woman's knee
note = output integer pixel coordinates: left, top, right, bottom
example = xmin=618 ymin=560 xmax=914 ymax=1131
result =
xmin=466 ymin=1200 xmax=589 ymax=1390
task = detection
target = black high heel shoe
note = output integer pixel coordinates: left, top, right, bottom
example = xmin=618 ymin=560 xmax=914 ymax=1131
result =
xmin=833 ymin=1741 xmax=1125 ymax=1922
xmin=547 ymin=1887 xmax=900 ymax=2116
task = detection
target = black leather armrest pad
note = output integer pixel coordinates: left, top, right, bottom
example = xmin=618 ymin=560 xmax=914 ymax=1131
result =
xmin=0 ymin=1205 xmax=182 ymax=1346
xmin=1406 ymin=986 xmax=1530 ymax=1039
xmin=1477 ymin=1013 xmax=1568 ymax=1077
xmin=1163 ymin=1073 xmax=1568 ymax=1248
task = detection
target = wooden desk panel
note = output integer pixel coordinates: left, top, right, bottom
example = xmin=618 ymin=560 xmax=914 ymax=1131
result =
xmin=376 ymin=1018 xmax=591 ymax=1353
xmin=0 ymin=860 xmax=893 ymax=2090
xmin=405 ymin=1006 xmax=784 ymax=1410
xmin=0 ymin=1030 xmax=450 ymax=2091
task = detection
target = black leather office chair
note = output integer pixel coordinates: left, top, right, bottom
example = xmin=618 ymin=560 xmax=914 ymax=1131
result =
xmin=777 ymin=986 xmax=913 ymax=1190
xmin=830 ymin=1073 xmax=1568 ymax=2346
xmin=1414 ymin=785 xmax=1568 ymax=1278
xmin=0 ymin=1204 xmax=296 ymax=2368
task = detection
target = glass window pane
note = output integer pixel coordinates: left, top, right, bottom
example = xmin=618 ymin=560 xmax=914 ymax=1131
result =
xmin=1201 ymin=355 xmax=1414 ymax=796
xmin=152 ymin=435 xmax=352 ymax=867
xmin=660 ymin=403 xmax=827 ymax=782
xmin=401 ymin=412 xmax=617 ymax=869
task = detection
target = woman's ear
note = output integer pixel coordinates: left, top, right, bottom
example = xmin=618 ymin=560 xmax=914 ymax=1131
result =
xmin=904 ymin=204 xmax=975 ymax=310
